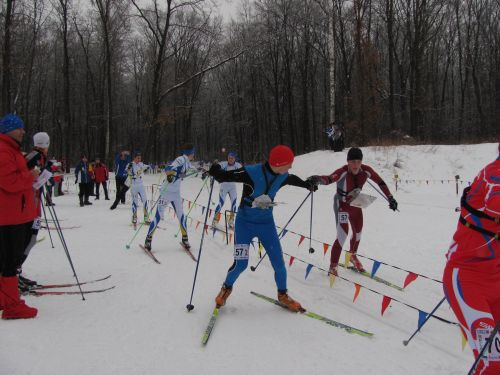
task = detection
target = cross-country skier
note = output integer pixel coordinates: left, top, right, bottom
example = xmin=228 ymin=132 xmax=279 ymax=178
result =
xmin=208 ymin=145 xmax=317 ymax=312
xmin=114 ymin=150 xmax=130 ymax=204
xmin=127 ymin=152 xmax=151 ymax=226
xmin=442 ymin=144 xmax=499 ymax=375
xmin=307 ymin=147 xmax=397 ymax=276
xmin=212 ymin=151 xmax=242 ymax=229
xmin=144 ymin=144 xmax=196 ymax=252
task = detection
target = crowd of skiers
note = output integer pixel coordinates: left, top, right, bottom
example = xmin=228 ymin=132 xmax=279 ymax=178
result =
xmin=0 ymin=112 xmax=497 ymax=374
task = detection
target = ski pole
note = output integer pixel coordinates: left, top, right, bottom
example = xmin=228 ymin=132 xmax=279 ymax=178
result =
xmin=366 ymin=180 xmax=400 ymax=212
xmin=42 ymin=190 xmax=85 ymax=300
xmin=174 ymin=177 xmax=209 ymax=238
xmin=250 ymin=191 xmax=312 ymax=272
xmin=308 ymin=191 xmax=315 ymax=254
xmin=403 ymin=296 xmax=446 ymax=346
xmin=186 ymin=177 xmax=216 ymax=312
xmin=468 ymin=320 xmax=500 ymax=375
xmin=40 ymin=191 xmax=55 ymax=248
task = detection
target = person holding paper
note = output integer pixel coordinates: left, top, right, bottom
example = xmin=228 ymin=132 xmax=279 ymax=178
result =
xmin=307 ymin=147 xmax=397 ymax=276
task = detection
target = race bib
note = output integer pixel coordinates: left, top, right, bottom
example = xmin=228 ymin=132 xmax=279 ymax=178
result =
xmin=233 ymin=244 xmax=249 ymax=260
xmin=477 ymin=328 xmax=500 ymax=361
xmin=338 ymin=212 xmax=349 ymax=224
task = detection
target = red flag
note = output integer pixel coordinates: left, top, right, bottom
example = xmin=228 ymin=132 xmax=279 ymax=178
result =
xmin=289 ymin=256 xmax=295 ymax=267
xmin=381 ymin=295 xmax=392 ymax=316
xmin=353 ymin=284 xmax=361 ymax=302
xmin=204 ymin=224 xmax=209 ymax=235
xmin=323 ymin=243 xmax=330 ymax=255
xmin=403 ymin=272 xmax=418 ymax=289
xmin=209 ymin=209 xmax=212 ymax=217
xmin=298 ymin=235 xmax=306 ymax=247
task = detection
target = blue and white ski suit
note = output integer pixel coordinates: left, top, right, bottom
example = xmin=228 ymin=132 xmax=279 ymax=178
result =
xmin=210 ymin=162 xmax=311 ymax=292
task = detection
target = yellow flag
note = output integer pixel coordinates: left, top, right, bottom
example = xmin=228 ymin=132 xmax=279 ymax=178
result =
xmin=461 ymin=330 xmax=467 ymax=351
xmin=329 ymin=273 xmax=336 ymax=287
xmin=344 ymin=252 xmax=352 ymax=268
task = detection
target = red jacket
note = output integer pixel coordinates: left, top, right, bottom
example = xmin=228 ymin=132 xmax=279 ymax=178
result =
xmin=93 ymin=163 xmax=109 ymax=183
xmin=0 ymin=134 xmax=37 ymax=225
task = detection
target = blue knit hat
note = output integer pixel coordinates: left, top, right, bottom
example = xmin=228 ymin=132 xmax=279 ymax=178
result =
xmin=228 ymin=151 xmax=237 ymax=158
xmin=0 ymin=114 xmax=24 ymax=134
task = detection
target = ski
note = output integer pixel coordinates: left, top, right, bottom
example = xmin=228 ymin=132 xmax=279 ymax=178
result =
xmin=343 ymin=265 xmax=404 ymax=291
xmin=30 ymin=275 xmax=112 ymax=290
xmin=201 ymin=307 xmax=220 ymax=345
xmin=26 ymin=286 xmax=115 ymax=296
xmin=41 ymin=225 xmax=81 ymax=230
xmin=139 ymin=244 xmax=161 ymax=264
xmin=36 ymin=236 xmax=46 ymax=243
xmin=251 ymin=291 xmax=374 ymax=338
xmin=180 ymin=242 xmax=197 ymax=262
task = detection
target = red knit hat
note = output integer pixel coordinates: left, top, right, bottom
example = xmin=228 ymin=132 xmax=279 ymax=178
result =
xmin=269 ymin=145 xmax=294 ymax=167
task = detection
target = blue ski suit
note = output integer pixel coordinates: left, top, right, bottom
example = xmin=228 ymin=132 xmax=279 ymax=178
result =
xmin=210 ymin=162 xmax=312 ymax=292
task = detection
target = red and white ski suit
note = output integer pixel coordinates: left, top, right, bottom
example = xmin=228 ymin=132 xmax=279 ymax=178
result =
xmin=318 ymin=164 xmax=393 ymax=267
xmin=443 ymin=154 xmax=500 ymax=375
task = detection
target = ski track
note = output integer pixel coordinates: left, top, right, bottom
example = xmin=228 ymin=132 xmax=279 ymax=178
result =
xmin=2 ymin=143 xmax=497 ymax=375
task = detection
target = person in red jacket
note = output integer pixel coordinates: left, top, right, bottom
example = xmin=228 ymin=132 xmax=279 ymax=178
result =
xmin=0 ymin=113 xmax=39 ymax=319
xmin=308 ymin=147 xmax=398 ymax=276
xmin=93 ymin=157 xmax=109 ymax=200
xmin=443 ymin=145 xmax=499 ymax=375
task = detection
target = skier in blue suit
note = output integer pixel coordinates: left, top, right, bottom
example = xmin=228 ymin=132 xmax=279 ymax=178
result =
xmin=208 ymin=145 xmax=317 ymax=311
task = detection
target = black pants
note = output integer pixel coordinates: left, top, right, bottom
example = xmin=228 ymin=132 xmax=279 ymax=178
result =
xmin=0 ymin=222 xmax=34 ymax=276
xmin=78 ymin=183 xmax=90 ymax=204
xmin=96 ymin=182 xmax=109 ymax=199
xmin=115 ymin=176 xmax=127 ymax=203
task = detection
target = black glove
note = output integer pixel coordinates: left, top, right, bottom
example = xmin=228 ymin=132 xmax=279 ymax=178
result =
xmin=306 ymin=179 xmax=318 ymax=192
xmin=208 ymin=163 xmax=221 ymax=176
xmin=25 ymin=151 xmax=42 ymax=170
xmin=306 ymin=175 xmax=323 ymax=186
xmin=201 ymin=171 xmax=208 ymax=180
xmin=388 ymin=196 xmax=398 ymax=211
xmin=166 ymin=174 xmax=176 ymax=183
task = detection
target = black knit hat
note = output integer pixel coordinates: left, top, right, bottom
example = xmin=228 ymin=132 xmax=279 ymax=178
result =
xmin=347 ymin=147 xmax=363 ymax=161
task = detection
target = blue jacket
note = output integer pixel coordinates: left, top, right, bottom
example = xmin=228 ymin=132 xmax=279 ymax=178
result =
xmin=75 ymin=161 xmax=89 ymax=183
xmin=115 ymin=154 xmax=131 ymax=178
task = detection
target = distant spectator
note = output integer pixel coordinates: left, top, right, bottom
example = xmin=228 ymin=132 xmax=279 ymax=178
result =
xmin=75 ymin=155 xmax=92 ymax=207
xmin=114 ymin=150 xmax=130 ymax=204
xmin=94 ymin=157 xmax=109 ymax=200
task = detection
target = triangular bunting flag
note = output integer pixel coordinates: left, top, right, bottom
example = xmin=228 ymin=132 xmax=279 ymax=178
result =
xmin=280 ymin=229 xmax=288 ymax=239
xmin=418 ymin=310 xmax=428 ymax=329
xmin=298 ymin=235 xmax=306 ymax=247
xmin=323 ymin=243 xmax=329 ymax=255
xmin=353 ymin=284 xmax=361 ymax=302
xmin=344 ymin=252 xmax=352 ymax=267
xmin=212 ymin=227 xmax=217 ymax=237
xmin=329 ymin=273 xmax=336 ymax=287
xmin=289 ymin=256 xmax=295 ymax=267
xmin=371 ymin=261 xmax=381 ymax=278
xmin=201 ymin=207 xmax=205 ymax=215
xmin=204 ymin=224 xmax=209 ymax=235
xmin=460 ymin=329 xmax=467 ymax=351
xmin=403 ymin=272 xmax=418 ymax=289
xmin=305 ymin=264 xmax=313 ymax=280
xmin=216 ymin=212 xmax=221 ymax=221
xmin=188 ymin=201 xmax=191 ymax=208
xmin=209 ymin=209 xmax=212 ymax=217
xmin=196 ymin=221 xmax=201 ymax=230
xmin=229 ymin=233 xmax=233 ymax=243
xmin=381 ymin=295 xmax=392 ymax=316
xmin=258 ymin=243 xmax=263 ymax=257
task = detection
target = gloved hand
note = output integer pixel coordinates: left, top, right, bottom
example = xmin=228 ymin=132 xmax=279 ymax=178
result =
xmin=306 ymin=180 xmax=318 ymax=192
xmin=209 ymin=163 xmax=221 ymax=176
xmin=307 ymin=175 xmax=324 ymax=186
xmin=388 ymin=196 xmax=398 ymax=211
xmin=201 ymin=170 xmax=209 ymax=180
xmin=25 ymin=151 xmax=42 ymax=170
xmin=166 ymin=174 xmax=176 ymax=183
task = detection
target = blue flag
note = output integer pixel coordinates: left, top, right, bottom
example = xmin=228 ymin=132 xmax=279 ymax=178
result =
xmin=418 ymin=310 xmax=428 ymax=329
xmin=371 ymin=261 xmax=381 ymax=278
xmin=305 ymin=264 xmax=314 ymax=279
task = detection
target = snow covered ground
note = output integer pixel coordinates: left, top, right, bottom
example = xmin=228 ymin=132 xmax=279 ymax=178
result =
xmin=2 ymin=143 xmax=497 ymax=375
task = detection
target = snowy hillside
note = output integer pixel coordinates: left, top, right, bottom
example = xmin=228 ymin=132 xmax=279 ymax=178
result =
xmin=2 ymin=143 xmax=498 ymax=375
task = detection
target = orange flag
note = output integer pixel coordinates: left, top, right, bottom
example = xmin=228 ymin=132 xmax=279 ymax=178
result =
xmin=323 ymin=243 xmax=330 ymax=255
xmin=353 ymin=284 xmax=361 ymax=302
xmin=229 ymin=233 xmax=233 ymax=243
xmin=381 ymin=295 xmax=392 ymax=316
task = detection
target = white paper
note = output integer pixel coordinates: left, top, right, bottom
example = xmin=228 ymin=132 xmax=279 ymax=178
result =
xmin=33 ymin=169 xmax=52 ymax=189
xmin=350 ymin=193 xmax=377 ymax=208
